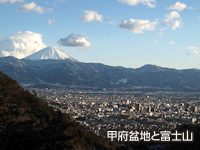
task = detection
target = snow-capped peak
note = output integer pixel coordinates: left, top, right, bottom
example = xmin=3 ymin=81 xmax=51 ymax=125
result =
xmin=24 ymin=46 xmax=77 ymax=61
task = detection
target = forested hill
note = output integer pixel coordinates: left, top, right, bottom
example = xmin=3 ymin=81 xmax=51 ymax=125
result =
xmin=0 ymin=71 xmax=118 ymax=150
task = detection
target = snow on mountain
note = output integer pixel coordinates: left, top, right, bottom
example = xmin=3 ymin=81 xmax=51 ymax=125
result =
xmin=24 ymin=46 xmax=77 ymax=61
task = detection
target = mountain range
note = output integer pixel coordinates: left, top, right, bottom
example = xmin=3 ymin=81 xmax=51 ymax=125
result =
xmin=0 ymin=46 xmax=200 ymax=91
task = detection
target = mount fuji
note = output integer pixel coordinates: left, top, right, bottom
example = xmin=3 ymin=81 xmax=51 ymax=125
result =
xmin=24 ymin=46 xmax=77 ymax=62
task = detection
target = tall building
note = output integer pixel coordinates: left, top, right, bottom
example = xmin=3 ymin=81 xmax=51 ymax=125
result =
xmin=135 ymin=103 xmax=140 ymax=111
xmin=126 ymin=100 xmax=131 ymax=105
xmin=193 ymin=106 xmax=198 ymax=113
xmin=148 ymin=106 xmax=151 ymax=113
xmin=139 ymin=105 xmax=144 ymax=112
xmin=135 ymin=103 xmax=143 ymax=112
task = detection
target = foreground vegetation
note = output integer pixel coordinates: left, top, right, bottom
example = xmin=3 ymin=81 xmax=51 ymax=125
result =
xmin=0 ymin=72 xmax=118 ymax=150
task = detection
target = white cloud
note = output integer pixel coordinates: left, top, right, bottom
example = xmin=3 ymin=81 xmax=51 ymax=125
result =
xmin=185 ymin=46 xmax=200 ymax=55
xmin=80 ymin=10 xmax=103 ymax=22
xmin=119 ymin=0 xmax=156 ymax=8
xmin=167 ymin=2 xmax=187 ymax=12
xmin=0 ymin=0 xmax=23 ymax=3
xmin=19 ymin=2 xmax=53 ymax=14
xmin=48 ymin=18 xmax=56 ymax=25
xmin=169 ymin=41 xmax=175 ymax=45
xmin=58 ymin=34 xmax=91 ymax=48
xmin=164 ymin=11 xmax=182 ymax=30
xmin=120 ymin=18 xmax=158 ymax=34
xmin=0 ymin=31 xmax=46 ymax=59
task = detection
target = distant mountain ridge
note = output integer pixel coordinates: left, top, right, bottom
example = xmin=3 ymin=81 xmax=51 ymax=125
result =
xmin=0 ymin=56 xmax=200 ymax=91
xmin=24 ymin=46 xmax=78 ymax=62
xmin=136 ymin=64 xmax=173 ymax=72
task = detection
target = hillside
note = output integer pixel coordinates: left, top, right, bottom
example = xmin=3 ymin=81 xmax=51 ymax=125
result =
xmin=0 ymin=71 xmax=118 ymax=150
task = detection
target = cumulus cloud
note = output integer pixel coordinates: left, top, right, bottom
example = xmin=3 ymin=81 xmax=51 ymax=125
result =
xmin=120 ymin=18 xmax=158 ymax=34
xmin=163 ymin=11 xmax=182 ymax=30
xmin=80 ymin=10 xmax=103 ymax=22
xmin=58 ymin=34 xmax=91 ymax=48
xmin=19 ymin=2 xmax=53 ymax=14
xmin=48 ymin=18 xmax=56 ymax=25
xmin=167 ymin=2 xmax=187 ymax=12
xmin=0 ymin=31 xmax=46 ymax=59
xmin=0 ymin=0 xmax=23 ymax=3
xmin=119 ymin=0 xmax=156 ymax=8
xmin=185 ymin=46 xmax=200 ymax=55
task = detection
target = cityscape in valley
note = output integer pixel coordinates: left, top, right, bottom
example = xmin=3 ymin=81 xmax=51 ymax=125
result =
xmin=1 ymin=0 xmax=200 ymax=149
xmin=32 ymin=88 xmax=200 ymax=137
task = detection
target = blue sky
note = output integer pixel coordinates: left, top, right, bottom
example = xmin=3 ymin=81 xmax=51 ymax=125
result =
xmin=0 ymin=0 xmax=200 ymax=69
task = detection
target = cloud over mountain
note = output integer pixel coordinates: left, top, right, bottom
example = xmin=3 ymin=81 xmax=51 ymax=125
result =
xmin=58 ymin=34 xmax=91 ymax=48
xmin=0 ymin=0 xmax=23 ymax=3
xmin=120 ymin=18 xmax=158 ymax=34
xmin=80 ymin=10 xmax=103 ymax=22
xmin=163 ymin=11 xmax=182 ymax=30
xmin=167 ymin=2 xmax=187 ymax=12
xmin=19 ymin=2 xmax=53 ymax=14
xmin=119 ymin=0 xmax=156 ymax=8
xmin=185 ymin=46 xmax=200 ymax=56
xmin=0 ymin=31 xmax=46 ymax=59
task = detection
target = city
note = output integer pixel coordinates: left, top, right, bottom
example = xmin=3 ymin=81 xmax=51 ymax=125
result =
xmin=31 ymin=88 xmax=200 ymax=137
